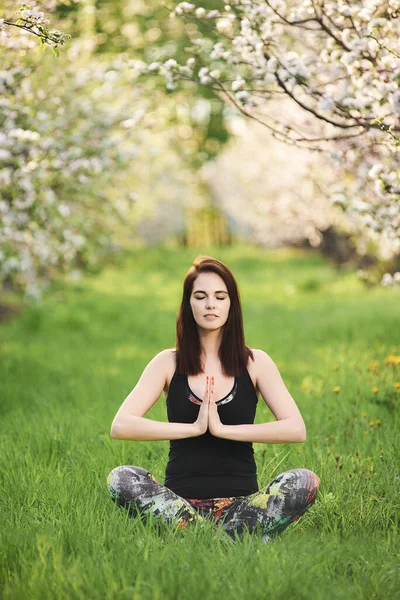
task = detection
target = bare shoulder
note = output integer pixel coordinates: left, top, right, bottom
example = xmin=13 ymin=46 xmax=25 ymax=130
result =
xmin=251 ymin=348 xmax=276 ymax=365
xmin=143 ymin=349 xmax=176 ymax=393
xmin=249 ymin=348 xmax=278 ymax=379
xmin=247 ymin=348 xmax=269 ymax=390
xmin=160 ymin=348 xmax=177 ymax=393
xmin=154 ymin=348 xmax=176 ymax=362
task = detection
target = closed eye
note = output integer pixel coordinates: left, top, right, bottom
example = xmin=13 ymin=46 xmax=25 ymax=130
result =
xmin=196 ymin=297 xmax=226 ymax=300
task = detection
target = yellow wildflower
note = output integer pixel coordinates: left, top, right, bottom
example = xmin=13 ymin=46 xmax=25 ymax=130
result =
xmin=384 ymin=355 xmax=400 ymax=366
xmin=333 ymin=386 xmax=341 ymax=393
xmin=371 ymin=387 xmax=379 ymax=393
xmin=394 ymin=382 xmax=400 ymax=389
xmin=369 ymin=421 xmax=375 ymax=427
xmin=332 ymin=364 xmax=339 ymax=371
xmin=362 ymin=412 xmax=368 ymax=417
xmin=375 ymin=419 xmax=381 ymax=426
xmin=367 ymin=361 xmax=379 ymax=374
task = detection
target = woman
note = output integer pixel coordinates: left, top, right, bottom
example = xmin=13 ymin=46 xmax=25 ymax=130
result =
xmin=107 ymin=255 xmax=320 ymax=543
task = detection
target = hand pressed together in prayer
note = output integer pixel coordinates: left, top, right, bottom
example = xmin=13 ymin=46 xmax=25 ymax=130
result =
xmin=193 ymin=375 xmax=224 ymax=437
xmin=207 ymin=375 xmax=224 ymax=437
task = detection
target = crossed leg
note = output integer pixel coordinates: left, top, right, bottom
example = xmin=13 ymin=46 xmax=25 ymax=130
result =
xmin=107 ymin=465 xmax=205 ymax=529
xmin=216 ymin=468 xmax=320 ymax=542
xmin=106 ymin=466 xmax=320 ymax=541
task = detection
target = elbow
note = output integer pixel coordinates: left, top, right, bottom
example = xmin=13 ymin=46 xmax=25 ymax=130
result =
xmin=110 ymin=420 xmax=121 ymax=439
xmin=110 ymin=415 xmax=141 ymax=440
xmin=298 ymin=430 xmax=307 ymax=443
xmin=295 ymin=424 xmax=307 ymax=443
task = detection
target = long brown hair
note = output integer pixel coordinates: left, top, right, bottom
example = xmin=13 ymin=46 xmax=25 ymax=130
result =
xmin=174 ymin=255 xmax=254 ymax=377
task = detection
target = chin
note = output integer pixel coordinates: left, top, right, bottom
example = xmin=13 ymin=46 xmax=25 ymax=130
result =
xmin=202 ymin=321 xmax=223 ymax=329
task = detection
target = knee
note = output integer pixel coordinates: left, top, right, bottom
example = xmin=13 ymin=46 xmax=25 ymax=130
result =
xmin=289 ymin=469 xmax=321 ymax=508
xmin=270 ymin=468 xmax=320 ymax=505
xmin=289 ymin=468 xmax=320 ymax=494
xmin=273 ymin=467 xmax=320 ymax=487
xmin=106 ymin=465 xmax=154 ymax=498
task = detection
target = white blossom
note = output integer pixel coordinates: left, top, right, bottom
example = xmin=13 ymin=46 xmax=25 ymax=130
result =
xmin=164 ymin=59 xmax=178 ymax=69
xmin=232 ymin=77 xmax=245 ymax=91
xmin=147 ymin=62 xmax=161 ymax=72
xmin=391 ymin=91 xmax=400 ymax=114
xmin=175 ymin=3 xmax=196 ymax=15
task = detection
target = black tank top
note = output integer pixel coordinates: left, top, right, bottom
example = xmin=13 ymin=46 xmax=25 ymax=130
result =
xmin=164 ymin=367 xmax=259 ymax=499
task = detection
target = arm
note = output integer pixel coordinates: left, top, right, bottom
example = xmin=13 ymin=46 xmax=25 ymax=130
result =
xmin=110 ymin=350 xmax=201 ymax=441
xmin=211 ymin=350 xmax=306 ymax=443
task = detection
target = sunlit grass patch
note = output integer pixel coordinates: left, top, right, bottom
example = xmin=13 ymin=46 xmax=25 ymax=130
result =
xmin=1 ymin=244 xmax=399 ymax=599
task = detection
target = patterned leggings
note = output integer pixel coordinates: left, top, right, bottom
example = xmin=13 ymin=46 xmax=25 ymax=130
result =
xmin=106 ymin=466 xmax=320 ymax=542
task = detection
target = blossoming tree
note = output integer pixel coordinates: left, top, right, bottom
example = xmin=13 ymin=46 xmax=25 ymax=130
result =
xmin=145 ymin=0 xmax=400 ymax=278
xmin=0 ymin=1 xmax=230 ymax=298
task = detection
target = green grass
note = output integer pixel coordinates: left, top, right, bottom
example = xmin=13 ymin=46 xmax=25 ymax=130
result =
xmin=1 ymin=244 xmax=399 ymax=600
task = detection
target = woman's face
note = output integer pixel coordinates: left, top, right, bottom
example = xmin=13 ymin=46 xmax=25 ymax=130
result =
xmin=190 ymin=271 xmax=231 ymax=330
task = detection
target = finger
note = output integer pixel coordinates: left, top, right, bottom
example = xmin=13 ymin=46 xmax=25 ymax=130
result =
xmin=205 ymin=381 xmax=209 ymax=407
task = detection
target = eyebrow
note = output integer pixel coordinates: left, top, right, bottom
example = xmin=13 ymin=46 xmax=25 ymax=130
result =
xmin=193 ymin=290 xmax=229 ymax=294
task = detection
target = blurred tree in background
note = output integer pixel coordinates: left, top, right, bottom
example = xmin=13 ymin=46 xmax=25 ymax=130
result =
xmin=143 ymin=0 xmax=400 ymax=284
xmin=1 ymin=0 xmax=399 ymax=301
xmin=0 ymin=0 xmax=232 ymax=299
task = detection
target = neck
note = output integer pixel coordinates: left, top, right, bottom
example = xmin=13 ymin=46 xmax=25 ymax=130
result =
xmin=198 ymin=327 xmax=223 ymax=362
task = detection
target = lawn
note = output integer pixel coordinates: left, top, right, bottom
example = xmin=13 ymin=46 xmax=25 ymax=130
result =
xmin=1 ymin=244 xmax=399 ymax=599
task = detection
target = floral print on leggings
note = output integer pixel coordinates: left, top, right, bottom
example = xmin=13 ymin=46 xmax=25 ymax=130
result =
xmin=107 ymin=466 xmax=320 ymax=541
xmin=106 ymin=466 xmax=320 ymax=541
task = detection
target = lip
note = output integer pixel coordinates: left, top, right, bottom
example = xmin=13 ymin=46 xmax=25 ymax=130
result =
xmin=204 ymin=314 xmax=218 ymax=319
